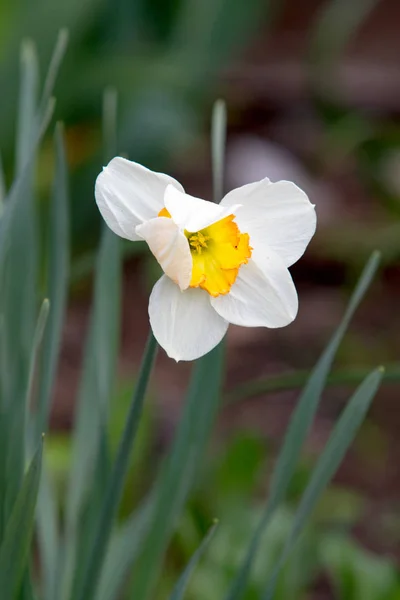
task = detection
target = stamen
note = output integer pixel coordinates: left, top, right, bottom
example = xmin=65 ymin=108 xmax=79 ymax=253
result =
xmin=188 ymin=232 xmax=210 ymax=254
xmin=157 ymin=205 xmax=251 ymax=296
xmin=187 ymin=216 xmax=252 ymax=296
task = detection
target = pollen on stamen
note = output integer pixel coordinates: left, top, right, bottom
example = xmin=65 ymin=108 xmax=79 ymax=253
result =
xmin=188 ymin=232 xmax=209 ymax=254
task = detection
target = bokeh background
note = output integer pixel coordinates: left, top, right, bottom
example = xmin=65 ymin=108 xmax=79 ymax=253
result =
xmin=2 ymin=0 xmax=400 ymax=597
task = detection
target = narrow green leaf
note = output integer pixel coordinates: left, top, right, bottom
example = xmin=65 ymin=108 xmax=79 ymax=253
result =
xmin=0 ymin=439 xmax=43 ymax=600
xmin=169 ymin=520 xmax=219 ymax=600
xmin=25 ymin=299 xmax=50 ymax=422
xmin=0 ymin=150 xmax=5 ymax=211
xmin=0 ymin=95 xmax=55 ymax=265
xmin=35 ymin=123 xmax=69 ymax=437
xmin=226 ymin=363 xmax=400 ymax=402
xmin=263 ymin=367 xmax=384 ymax=600
xmin=0 ymin=47 xmax=43 ymax=524
xmin=211 ymin=99 xmax=226 ymax=203
xmin=60 ymin=86 xmax=120 ymax=600
xmin=129 ymin=341 xmax=225 ymax=600
xmin=0 ymin=26 xmax=59 ymax=242
xmin=74 ymin=332 xmax=158 ymax=600
xmin=2 ymin=36 xmax=40 ymax=402
xmin=15 ymin=39 xmax=39 ymax=176
xmin=37 ymin=462 xmax=60 ymax=600
xmin=96 ymin=500 xmax=154 ymax=600
xmin=73 ymin=420 xmax=111 ymax=590
xmin=61 ymin=225 xmax=121 ymax=600
xmin=0 ymin=33 xmax=59 ymax=561
xmin=39 ymin=29 xmax=69 ymax=116
xmin=103 ymin=87 xmax=118 ymax=162
xmin=225 ymin=250 xmax=381 ymax=600
xmin=19 ymin=571 xmax=37 ymax=600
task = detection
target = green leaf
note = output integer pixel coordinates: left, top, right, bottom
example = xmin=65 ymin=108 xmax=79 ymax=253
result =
xmin=19 ymin=571 xmax=38 ymax=600
xmin=211 ymin=99 xmax=226 ymax=202
xmin=61 ymin=225 xmax=121 ymax=600
xmin=226 ymin=364 xmax=400 ymax=402
xmin=60 ymin=83 xmax=121 ymax=600
xmin=0 ymin=150 xmax=5 ymax=211
xmin=25 ymin=299 xmax=50 ymax=424
xmin=35 ymin=123 xmax=69 ymax=438
xmin=169 ymin=521 xmax=219 ymax=600
xmin=0 ymin=40 xmax=43 ymax=533
xmin=96 ymin=501 xmax=154 ymax=600
xmin=15 ymin=39 xmax=39 ymax=176
xmin=225 ymin=250 xmax=380 ymax=600
xmin=263 ymin=367 xmax=384 ymax=600
xmin=74 ymin=332 xmax=158 ymax=600
xmin=36 ymin=462 xmax=60 ymax=600
xmin=0 ymin=98 xmax=55 ymax=268
xmin=0 ymin=439 xmax=43 ymax=600
xmin=129 ymin=341 xmax=225 ymax=600
xmin=1 ymin=26 xmax=66 ymax=213
xmin=102 ymin=87 xmax=118 ymax=162
xmin=39 ymin=29 xmax=69 ymax=117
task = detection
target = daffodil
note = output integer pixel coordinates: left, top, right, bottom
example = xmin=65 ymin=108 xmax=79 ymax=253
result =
xmin=95 ymin=157 xmax=316 ymax=361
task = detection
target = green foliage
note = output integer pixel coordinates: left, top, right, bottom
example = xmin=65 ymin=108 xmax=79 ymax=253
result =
xmin=0 ymin=441 xmax=43 ymax=600
xmin=168 ymin=521 xmax=219 ymax=600
xmin=0 ymin=28 xmax=394 ymax=600
xmin=226 ymin=251 xmax=381 ymax=600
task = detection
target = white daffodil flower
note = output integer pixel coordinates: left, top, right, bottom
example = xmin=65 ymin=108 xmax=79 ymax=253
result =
xmin=95 ymin=157 xmax=316 ymax=361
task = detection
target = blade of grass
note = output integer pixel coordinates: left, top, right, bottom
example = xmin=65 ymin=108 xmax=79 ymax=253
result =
xmin=96 ymin=500 xmax=154 ymax=600
xmin=129 ymin=341 xmax=225 ymax=600
xmin=211 ymin=99 xmax=226 ymax=203
xmin=39 ymin=29 xmax=69 ymax=116
xmin=103 ymin=87 xmax=118 ymax=162
xmin=0 ymin=40 xmax=42 ymax=533
xmin=61 ymin=225 xmax=121 ymax=600
xmin=169 ymin=520 xmax=219 ymax=600
xmin=226 ymin=363 xmax=400 ymax=402
xmin=15 ymin=39 xmax=39 ymax=176
xmin=60 ymin=86 xmax=121 ymax=600
xmin=0 ymin=96 xmax=55 ymax=266
xmin=0 ymin=150 xmax=5 ymax=211
xmin=19 ymin=571 xmax=37 ymax=600
xmin=72 ymin=420 xmax=111 ymax=589
xmin=60 ymin=84 xmax=121 ymax=600
xmin=0 ymin=438 xmax=43 ymax=600
xmin=0 ymin=33 xmax=61 ymax=565
xmin=263 ymin=367 xmax=384 ymax=600
xmin=0 ymin=28 xmax=62 ymax=220
xmin=35 ymin=122 xmax=69 ymax=438
xmin=74 ymin=331 xmax=158 ymax=600
xmin=225 ymin=250 xmax=381 ymax=600
xmin=23 ymin=35 xmax=68 ymax=597
xmin=25 ymin=299 xmax=50 ymax=409
xmin=25 ymin=299 xmax=50 ymax=445
xmin=37 ymin=462 xmax=60 ymax=600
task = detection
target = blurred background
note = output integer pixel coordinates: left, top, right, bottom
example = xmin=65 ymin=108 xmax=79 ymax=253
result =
xmin=2 ymin=0 xmax=400 ymax=597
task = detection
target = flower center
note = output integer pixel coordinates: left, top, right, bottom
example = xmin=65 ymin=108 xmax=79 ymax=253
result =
xmin=158 ymin=207 xmax=252 ymax=297
xmin=188 ymin=232 xmax=210 ymax=253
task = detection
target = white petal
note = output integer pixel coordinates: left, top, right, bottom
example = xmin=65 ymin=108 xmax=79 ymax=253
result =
xmin=149 ymin=276 xmax=229 ymax=361
xmin=210 ymin=247 xmax=298 ymax=328
xmin=221 ymin=179 xmax=316 ymax=267
xmin=164 ymin=185 xmax=241 ymax=232
xmin=136 ymin=218 xmax=192 ymax=290
xmin=95 ymin=157 xmax=184 ymax=241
